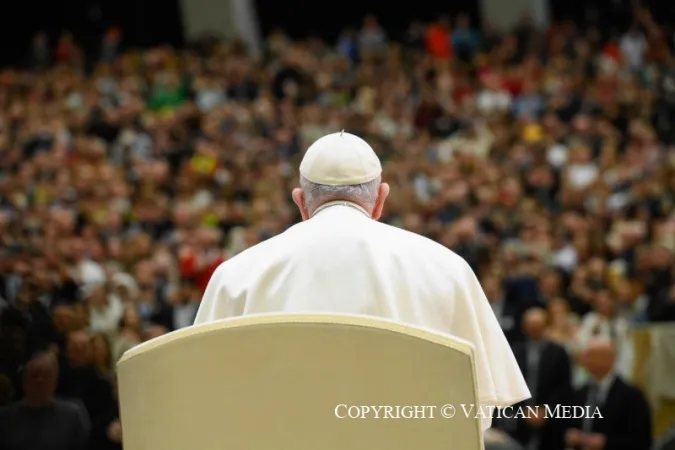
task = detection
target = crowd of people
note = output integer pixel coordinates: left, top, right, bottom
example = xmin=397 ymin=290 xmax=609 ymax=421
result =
xmin=1 ymin=6 xmax=674 ymax=450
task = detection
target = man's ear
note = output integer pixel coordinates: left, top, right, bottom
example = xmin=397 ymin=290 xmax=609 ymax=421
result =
xmin=292 ymin=188 xmax=310 ymax=221
xmin=371 ymin=182 xmax=390 ymax=221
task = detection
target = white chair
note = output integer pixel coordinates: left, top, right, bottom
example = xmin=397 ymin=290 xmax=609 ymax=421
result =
xmin=117 ymin=313 xmax=484 ymax=450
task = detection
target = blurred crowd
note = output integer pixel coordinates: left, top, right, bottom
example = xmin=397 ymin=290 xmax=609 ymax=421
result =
xmin=1 ymin=5 xmax=675 ymax=450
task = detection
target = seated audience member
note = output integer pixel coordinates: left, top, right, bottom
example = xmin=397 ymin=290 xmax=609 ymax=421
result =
xmin=612 ymin=277 xmax=649 ymax=324
xmin=109 ymin=272 xmax=139 ymax=305
xmin=482 ymin=272 xmax=529 ymax=343
xmin=13 ymin=280 xmax=57 ymax=352
xmin=567 ymin=266 xmax=595 ymax=317
xmin=544 ymin=298 xmax=585 ymax=387
xmin=503 ymin=308 xmax=572 ymax=450
xmin=544 ymin=297 xmax=579 ymax=352
xmin=85 ymin=284 xmax=123 ymax=336
xmin=111 ymin=306 xmax=142 ymax=364
xmin=51 ymin=305 xmax=82 ymax=354
xmin=537 ymin=269 xmax=565 ymax=305
xmin=564 ymin=337 xmax=652 ymax=450
xmin=91 ymin=375 xmax=122 ymax=450
xmin=144 ymin=323 xmax=169 ymax=340
xmin=0 ymin=350 xmax=90 ymax=450
xmin=0 ymin=308 xmax=29 ymax=400
xmin=574 ymin=289 xmax=633 ymax=380
xmin=90 ymin=333 xmax=114 ymax=378
xmin=149 ymin=280 xmax=200 ymax=331
xmin=503 ymin=259 xmax=544 ymax=321
xmin=57 ymin=330 xmax=116 ymax=450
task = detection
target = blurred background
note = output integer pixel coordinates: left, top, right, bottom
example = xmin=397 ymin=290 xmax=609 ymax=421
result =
xmin=0 ymin=0 xmax=675 ymax=449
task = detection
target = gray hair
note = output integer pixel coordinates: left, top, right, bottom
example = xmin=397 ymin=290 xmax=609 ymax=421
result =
xmin=299 ymin=176 xmax=380 ymax=214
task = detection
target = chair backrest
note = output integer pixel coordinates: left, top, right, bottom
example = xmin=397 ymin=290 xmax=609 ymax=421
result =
xmin=117 ymin=313 xmax=484 ymax=450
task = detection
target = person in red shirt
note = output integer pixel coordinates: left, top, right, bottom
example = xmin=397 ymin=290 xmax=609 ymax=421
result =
xmin=503 ymin=66 xmax=525 ymax=97
xmin=178 ymin=230 xmax=226 ymax=293
xmin=425 ymin=17 xmax=452 ymax=60
xmin=602 ymin=36 xmax=621 ymax=63
xmin=55 ymin=31 xmax=76 ymax=64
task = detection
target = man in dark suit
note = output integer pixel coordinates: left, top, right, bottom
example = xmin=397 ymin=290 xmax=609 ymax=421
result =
xmin=483 ymin=273 xmax=534 ymax=344
xmin=0 ymin=350 xmax=90 ymax=450
xmin=565 ymin=337 xmax=652 ymax=450
xmin=57 ymin=330 xmax=116 ymax=450
xmin=501 ymin=308 xmax=572 ymax=450
xmin=149 ymin=281 xmax=200 ymax=332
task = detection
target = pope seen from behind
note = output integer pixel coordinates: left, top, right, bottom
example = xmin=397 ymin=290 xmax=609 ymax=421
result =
xmin=194 ymin=131 xmax=531 ymax=429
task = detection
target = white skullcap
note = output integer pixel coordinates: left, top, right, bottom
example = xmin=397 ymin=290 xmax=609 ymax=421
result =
xmin=299 ymin=131 xmax=382 ymax=186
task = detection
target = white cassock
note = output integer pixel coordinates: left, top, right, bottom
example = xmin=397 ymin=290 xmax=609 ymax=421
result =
xmin=195 ymin=201 xmax=531 ymax=429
